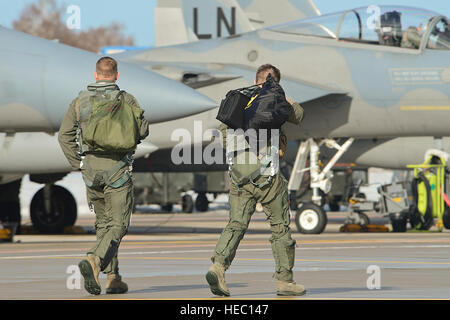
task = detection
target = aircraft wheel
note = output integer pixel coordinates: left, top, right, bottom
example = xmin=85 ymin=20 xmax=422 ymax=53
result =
xmin=195 ymin=193 xmax=209 ymax=212
xmin=358 ymin=212 xmax=370 ymax=225
xmin=391 ymin=216 xmax=407 ymax=232
xmin=181 ymin=195 xmax=194 ymax=213
xmin=30 ymin=185 xmax=77 ymax=234
xmin=161 ymin=203 xmax=173 ymax=212
xmin=295 ymin=203 xmax=327 ymax=234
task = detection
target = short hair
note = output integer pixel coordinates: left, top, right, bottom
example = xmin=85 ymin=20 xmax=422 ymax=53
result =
xmin=256 ymin=64 xmax=281 ymax=84
xmin=96 ymin=57 xmax=118 ymax=78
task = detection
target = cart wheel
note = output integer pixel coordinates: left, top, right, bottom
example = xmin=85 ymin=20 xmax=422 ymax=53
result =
xmin=409 ymin=206 xmax=433 ymax=230
xmin=408 ymin=206 xmax=422 ymax=229
xmin=391 ymin=217 xmax=407 ymax=232
xmin=358 ymin=212 xmax=370 ymax=226
xmin=295 ymin=203 xmax=327 ymax=234
xmin=161 ymin=203 xmax=173 ymax=212
xmin=195 ymin=193 xmax=209 ymax=212
xmin=328 ymin=202 xmax=340 ymax=212
xmin=443 ymin=206 xmax=450 ymax=229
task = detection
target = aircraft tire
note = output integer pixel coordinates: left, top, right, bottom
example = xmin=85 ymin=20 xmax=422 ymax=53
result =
xmin=295 ymin=203 xmax=327 ymax=234
xmin=30 ymin=185 xmax=77 ymax=234
xmin=195 ymin=193 xmax=209 ymax=212
xmin=181 ymin=195 xmax=194 ymax=213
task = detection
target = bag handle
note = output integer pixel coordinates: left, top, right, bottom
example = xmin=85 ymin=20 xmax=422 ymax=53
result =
xmin=234 ymin=83 xmax=260 ymax=92
xmin=234 ymin=75 xmax=271 ymax=92
xmin=110 ymin=90 xmax=127 ymax=112
xmin=114 ymin=90 xmax=126 ymax=103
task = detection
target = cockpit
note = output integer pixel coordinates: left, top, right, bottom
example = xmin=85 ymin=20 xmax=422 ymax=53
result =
xmin=268 ymin=5 xmax=450 ymax=50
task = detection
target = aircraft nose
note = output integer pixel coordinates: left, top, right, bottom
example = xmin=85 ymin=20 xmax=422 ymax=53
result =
xmin=117 ymin=63 xmax=217 ymax=123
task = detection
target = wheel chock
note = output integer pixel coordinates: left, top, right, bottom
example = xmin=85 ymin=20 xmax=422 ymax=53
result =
xmin=63 ymin=226 xmax=85 ymax=234
xmin=340 ymin=224 xmax=389 ymax=232
xmin=0 ymin=222 xmax=17 ymax=242
xmin=0 ymin=228 xmax=12 ymax=241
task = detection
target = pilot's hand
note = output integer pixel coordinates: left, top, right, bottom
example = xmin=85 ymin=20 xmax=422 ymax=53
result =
xmin=286 ymin=97 xmax=294 ymax=105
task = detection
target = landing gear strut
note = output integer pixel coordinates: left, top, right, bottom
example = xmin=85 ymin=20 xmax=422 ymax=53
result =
xmin=289 ymin=138 xmax=355 ymax=234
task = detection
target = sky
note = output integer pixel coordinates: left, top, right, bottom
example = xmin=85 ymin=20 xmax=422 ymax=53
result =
xmin=0 ymin=0 xmax=449 ymax=47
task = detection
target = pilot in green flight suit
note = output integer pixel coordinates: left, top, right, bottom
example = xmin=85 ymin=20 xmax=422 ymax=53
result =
xmin=58 ymin=57 xmax=149 ymax=295
xmin=206 ymin=64 xmax=306 ymax=296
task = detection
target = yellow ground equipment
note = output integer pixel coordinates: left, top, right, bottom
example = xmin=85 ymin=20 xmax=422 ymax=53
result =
xmin=407 ymin=152 xmax=450 ymax=232
xmin=342 ymin=150 xmax=450 ymax=232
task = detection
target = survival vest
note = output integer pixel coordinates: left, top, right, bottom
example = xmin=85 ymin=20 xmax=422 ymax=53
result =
xmin=75 ymin=82 xmax=143 ymax=189
xmin=75 ymin=83 xmax=144 ymax=155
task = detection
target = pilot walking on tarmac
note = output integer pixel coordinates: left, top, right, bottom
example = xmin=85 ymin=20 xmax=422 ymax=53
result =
xmin=58 ymin=57 xmax=149 ymax=295
xmin=206 ymin=64 xmax=305 ymax=296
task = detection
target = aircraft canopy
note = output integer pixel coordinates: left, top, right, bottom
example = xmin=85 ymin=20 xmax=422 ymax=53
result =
xmin=269 ymin=6 xmax=450 ymax=50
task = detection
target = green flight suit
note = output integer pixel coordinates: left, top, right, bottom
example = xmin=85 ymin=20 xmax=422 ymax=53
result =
xmin=401 ymin=26 xmax=422 ymax=49
xmin=58 ymin=80 xmax=149 ymax=275
xmin=212 ymin=102 xmax=304 ymax=282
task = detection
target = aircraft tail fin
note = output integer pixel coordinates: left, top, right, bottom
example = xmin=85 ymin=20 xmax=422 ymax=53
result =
xmin=154 ymin=0 xmax=320 ymax=46
xmin=154 ymin=1 xmax=198 ymax=47
xmin=154 ymin=0 xmax=254 ymax=46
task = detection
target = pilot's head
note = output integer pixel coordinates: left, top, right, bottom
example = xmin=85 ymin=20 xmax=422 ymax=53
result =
xmin=94 ymin=56 xmax=120 ymax=82
xmin=255 ymin=64 xmax=280 ymax=87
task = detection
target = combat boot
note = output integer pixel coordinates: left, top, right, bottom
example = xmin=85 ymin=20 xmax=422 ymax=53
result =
xmin=277 ymin=280 xmax=306 ymax=296
xmin=206 ymin=263 xmax=230 ymax=296
xmin=78 ymin=253 xmax=101 ymax=295
xmin=106 ymin=274 xmax=128 ymax=294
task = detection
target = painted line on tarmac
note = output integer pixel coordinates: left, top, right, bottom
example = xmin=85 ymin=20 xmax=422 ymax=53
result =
xmin=2 ymin=244 xmax=450 ymax=260
xmin=3 ymin=239 xmax=450 ymax=255
xmin=115 ymin=256 xmax=450 ymax=266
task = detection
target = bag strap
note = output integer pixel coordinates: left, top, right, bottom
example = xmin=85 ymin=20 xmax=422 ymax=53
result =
xmin=75 ymin=98 xmax=80 ymax=122
xmin=114 ymin=90 xmax=126 ymax=103
xmin=81 ymin=152 xmax=133 ymax=188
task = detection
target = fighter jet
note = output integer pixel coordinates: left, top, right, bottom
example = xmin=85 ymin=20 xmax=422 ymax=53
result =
xmin=0 ymin=26 xmax=216 ymax=233
xmin=114 ymin=4 xmax=449 ymax=233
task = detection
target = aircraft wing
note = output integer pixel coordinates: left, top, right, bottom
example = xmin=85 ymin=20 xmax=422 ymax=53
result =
xmin=0 ymin=133 xmax=159 ymax=174
xmin=121 ymin=60 xmax=346 ymax=104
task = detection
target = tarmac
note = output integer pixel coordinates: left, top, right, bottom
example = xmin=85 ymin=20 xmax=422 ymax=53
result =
xmin=1 ymin=207 xmax=450 ymax=300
